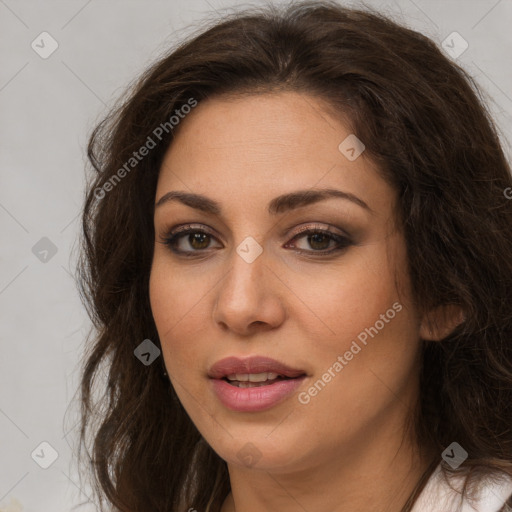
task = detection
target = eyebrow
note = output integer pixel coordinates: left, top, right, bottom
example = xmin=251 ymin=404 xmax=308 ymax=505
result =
xmin=154 ymin=188 xmax=373 ymax=215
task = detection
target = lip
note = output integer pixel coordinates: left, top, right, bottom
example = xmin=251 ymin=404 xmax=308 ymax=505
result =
xmin=208 ymin=356 xmax=307 ymax=412
xmin=210 ymin=377 xmax=306 ymax=412
xmin=208 ymin=356 xmax=306 ymax=379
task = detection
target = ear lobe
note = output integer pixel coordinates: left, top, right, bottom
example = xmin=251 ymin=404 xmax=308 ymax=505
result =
xmin=420 ymin=304 xmax=466 ymax=341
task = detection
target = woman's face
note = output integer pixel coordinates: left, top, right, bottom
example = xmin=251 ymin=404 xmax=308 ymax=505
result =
xmin=149 ymin=92 xmax=423 ymax=473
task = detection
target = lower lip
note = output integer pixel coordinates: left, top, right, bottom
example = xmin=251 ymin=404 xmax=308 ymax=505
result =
xmin=210 ymin=377 xmax=306 ymax=412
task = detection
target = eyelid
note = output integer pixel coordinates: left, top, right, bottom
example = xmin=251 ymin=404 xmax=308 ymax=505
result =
xmin=165 ymin=223 xmax=217 ymax=237
xmin=285 ymin=222 xmax=350 ymax=239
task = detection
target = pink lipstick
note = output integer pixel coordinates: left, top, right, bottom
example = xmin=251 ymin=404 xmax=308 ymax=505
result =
xmin=208 ymin=356 xmax=307 ymax=412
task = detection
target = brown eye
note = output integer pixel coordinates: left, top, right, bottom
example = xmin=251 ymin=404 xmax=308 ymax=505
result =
xmin=285 ymin=227 xmax=352 ymax=255
xmin=160 ymin=225 xmax=222 ymax=255
xmin=305 ymin=232 xmax=332 ymax=251
xmin=160 ymin=224 xmax=352 ymax=257
xmin=188 ymin=232 xmax=211 ymax=250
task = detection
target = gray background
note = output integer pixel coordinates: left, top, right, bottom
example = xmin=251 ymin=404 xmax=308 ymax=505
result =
xmin=0 ymin=0 xmax=510 ymax=510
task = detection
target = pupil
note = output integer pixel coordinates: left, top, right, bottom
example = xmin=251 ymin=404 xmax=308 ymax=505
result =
xmin=190 ymin=233 xmax=209 ymax=249
xmin=309 ymin=233 xmax=329 ymax=250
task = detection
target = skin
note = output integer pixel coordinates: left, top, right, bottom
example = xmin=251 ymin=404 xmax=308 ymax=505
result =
xmin=149 ymin=91 xmax=441 ymax=512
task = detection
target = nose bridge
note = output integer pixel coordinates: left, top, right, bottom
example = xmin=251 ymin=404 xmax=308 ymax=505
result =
xmin=212 ymin=234 xmax=284 ymax=333
xmin=222 ymin=236 xmax=266 ymax=301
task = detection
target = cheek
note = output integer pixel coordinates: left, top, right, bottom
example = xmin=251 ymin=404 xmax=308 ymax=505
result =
xmin=289 ymin=236 xmax=411 ymax=351
xmin=150 ymin=251 xmax=209 ymax=327
xmin=290 ymin=235 xmax=420 ymax=407
xmin=149 ymin=255 xmax=216 ymax=370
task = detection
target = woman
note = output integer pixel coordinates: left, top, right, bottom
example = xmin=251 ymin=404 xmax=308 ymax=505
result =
xmin=77 ymin=1 xmax=512 ymax=511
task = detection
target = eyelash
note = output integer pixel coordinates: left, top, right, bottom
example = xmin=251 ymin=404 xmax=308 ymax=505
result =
xmin=158 ymin=223 xmax=353 ymax=257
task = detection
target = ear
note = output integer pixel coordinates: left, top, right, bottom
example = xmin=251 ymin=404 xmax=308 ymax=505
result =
xmin=419 ymin=304 xmax=466 ymax=341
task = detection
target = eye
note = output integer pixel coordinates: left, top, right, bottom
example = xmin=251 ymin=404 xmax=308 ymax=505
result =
xmin=284 ymin=224 xmax=352 ymax=255
xmin=159 ymin=224 xmax=221 ymax=255
xmin=158 ymin=223 xmax=352 ymax=257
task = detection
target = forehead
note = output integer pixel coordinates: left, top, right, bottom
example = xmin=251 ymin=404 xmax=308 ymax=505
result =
xmin=156 ymin=92 xmax=395 ymax=218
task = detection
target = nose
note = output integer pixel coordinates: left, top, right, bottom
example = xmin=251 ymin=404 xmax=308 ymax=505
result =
xmin=212 ymin=246 xmax=286 ymax=337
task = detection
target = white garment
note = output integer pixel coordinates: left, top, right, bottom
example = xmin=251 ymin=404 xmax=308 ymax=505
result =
xmin=411 ymin=464 xmax=512 ymax=512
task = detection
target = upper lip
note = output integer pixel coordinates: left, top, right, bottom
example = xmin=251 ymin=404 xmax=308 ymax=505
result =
xmin=208 ymin=356 xmax=306 ymax=379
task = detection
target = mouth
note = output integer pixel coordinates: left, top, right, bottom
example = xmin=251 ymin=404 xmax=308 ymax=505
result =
xmin=208 ymin=356 xmax=308 ymax=412
xmin=222 ymin=372 xmax=300 ymax=388
xmin=208 ymin=355 xmax=307 ymax=381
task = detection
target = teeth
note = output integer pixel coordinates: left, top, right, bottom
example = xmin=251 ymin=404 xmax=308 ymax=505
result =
xmin=237 ymin=381 xmax=269 ymax=388
xmin=231 ymin=381 xmax=277 ymax=388
xmin=226 ymin=372 xmax=280 ymax=382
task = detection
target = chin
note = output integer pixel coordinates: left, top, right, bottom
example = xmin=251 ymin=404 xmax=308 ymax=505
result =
xmin=208 ymin=429 xmax=310 ymax=471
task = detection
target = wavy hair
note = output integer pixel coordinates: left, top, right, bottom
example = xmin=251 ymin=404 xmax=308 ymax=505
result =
xmin=76 ymin=1 xmax=512 ymax=511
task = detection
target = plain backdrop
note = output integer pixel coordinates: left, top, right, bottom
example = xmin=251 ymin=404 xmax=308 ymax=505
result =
xmin=0 ymin=0 xmax=511 ymax=510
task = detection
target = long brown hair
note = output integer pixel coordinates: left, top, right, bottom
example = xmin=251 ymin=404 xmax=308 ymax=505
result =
xmin=76 ymin=1 xmax=512 ymax=511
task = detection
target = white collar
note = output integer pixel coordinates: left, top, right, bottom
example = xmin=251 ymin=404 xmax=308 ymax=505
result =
xmin=411 ymin=463 xmax=512 ymax=512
